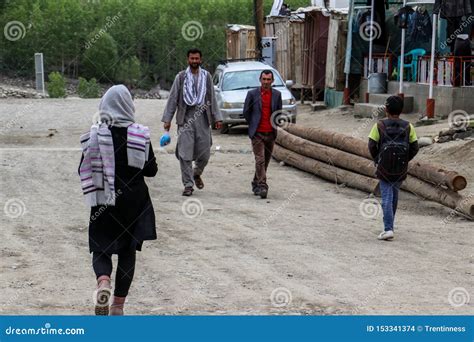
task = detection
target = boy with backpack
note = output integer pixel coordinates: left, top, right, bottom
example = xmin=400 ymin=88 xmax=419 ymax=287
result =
xmin=368 ymin=96 xmax=419 ymax=240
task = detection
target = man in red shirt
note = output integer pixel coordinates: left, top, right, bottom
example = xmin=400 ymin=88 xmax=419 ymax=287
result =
xmin=243 ymin=70 xmax=282 ymax=199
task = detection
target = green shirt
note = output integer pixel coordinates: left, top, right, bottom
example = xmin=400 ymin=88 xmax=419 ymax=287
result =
xmin=368 ymin=122 xmax=418 ymax=143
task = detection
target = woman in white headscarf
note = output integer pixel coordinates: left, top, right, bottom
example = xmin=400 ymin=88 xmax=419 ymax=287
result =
xmin=78 ymin=85 xmax=158 ymax=315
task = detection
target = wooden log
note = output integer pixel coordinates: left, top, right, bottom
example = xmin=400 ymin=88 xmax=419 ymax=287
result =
xmin=273 ymin=144 xmax=380 ymax=194
xmin=284 ymin=124 xmax=468 ymax=191
xmin=401 ymin=177 xmax=474 ymax=219
xmin=284 ymin=123 xmax=372 ymax=158
xmin=276 ymin=128 xmax=376 ymax=177
xmin=407 ymin=161 xmax=467 ymax=192
xmin=275 ymin=129 xmax=474 ymax=219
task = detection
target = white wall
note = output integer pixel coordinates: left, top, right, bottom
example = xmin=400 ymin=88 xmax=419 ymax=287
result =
xmin=331 ymin=0 xmax=349 ymax=8
xmin=311 ymin=0 xmax=349 ymax=8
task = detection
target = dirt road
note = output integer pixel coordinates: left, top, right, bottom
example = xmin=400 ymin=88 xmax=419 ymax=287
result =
xmin=0 ymin=98 xmax=472 ymax=315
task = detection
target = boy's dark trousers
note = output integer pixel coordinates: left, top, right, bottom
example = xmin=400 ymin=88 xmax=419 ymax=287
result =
xmin=251 ymin=132 xmax=275 ymax=191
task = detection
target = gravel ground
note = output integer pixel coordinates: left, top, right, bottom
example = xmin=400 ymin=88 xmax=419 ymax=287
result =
xmin=0 ymin=98 xmax=472 ymax=315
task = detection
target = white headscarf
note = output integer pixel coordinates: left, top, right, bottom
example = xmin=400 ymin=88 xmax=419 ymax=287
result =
xmin=79 ymin=85 xmax=150 ymax=207
xmin=98 ymin=85 xmax=135 ymax=127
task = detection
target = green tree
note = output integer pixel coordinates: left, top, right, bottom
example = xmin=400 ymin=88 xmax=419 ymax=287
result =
xmin=115 ymin=56 xmax=142 ymax=87
xmin=0 ymin=0 xmax=313 ymax=84
xmin=82 ymin=31 xmax=118 ymax=82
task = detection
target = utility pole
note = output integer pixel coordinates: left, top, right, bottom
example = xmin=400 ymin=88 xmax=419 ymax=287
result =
xmin=254 ymin=0 xmax=265 ymax=58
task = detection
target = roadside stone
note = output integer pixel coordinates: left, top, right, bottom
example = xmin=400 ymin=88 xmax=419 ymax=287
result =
xmin=438 ymin=128 xmax=458 ymax=137
xmin=453 ymin=130 xmax=474 ymax=140
xmin=437 ymin=135 xmax=453 ymax=143
xmin=418 ymin=137 xmax=433 ymax=147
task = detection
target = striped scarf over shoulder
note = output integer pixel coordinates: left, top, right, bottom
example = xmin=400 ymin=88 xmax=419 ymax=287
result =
xmin=183 ymin=66 xmax=207 ymax=106
xmin=127 ymin=123 xmax=150 ymax=169
xmin=79 ymin=123 xmax=150 ymax=207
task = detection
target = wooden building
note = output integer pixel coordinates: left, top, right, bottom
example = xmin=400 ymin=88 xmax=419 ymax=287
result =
xmin=225 ymin=24 xmax=258 ymax=60
xmin=302 ymin=10 xmax=331 ymax=102
xmin=265 ymin=16 xmax=305 ymax=87
xmin=225 ymin=7 xmax=347 ymax=105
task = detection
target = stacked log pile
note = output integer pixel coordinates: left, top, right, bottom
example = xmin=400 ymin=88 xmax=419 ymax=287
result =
xmin=273 ymin=124 xmax=474 ymax=220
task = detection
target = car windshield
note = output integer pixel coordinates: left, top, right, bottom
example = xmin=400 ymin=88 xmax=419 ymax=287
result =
xmin=221 ymin=70 xmax=285 ymax=91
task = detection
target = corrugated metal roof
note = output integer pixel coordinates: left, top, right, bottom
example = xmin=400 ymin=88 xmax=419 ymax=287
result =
xmin=294 ymin=6 xmax=349 ymax=15
xmin=226 ymin=24 xmax=256 ymax=32
xmin=219 ymin=61 xmax=271 ymax=71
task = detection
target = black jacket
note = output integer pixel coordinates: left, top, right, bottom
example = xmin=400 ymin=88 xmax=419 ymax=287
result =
xmin=434 ymin=0 xmax=472 ymax=18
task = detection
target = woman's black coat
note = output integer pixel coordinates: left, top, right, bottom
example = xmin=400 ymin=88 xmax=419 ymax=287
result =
xmin=79 ymin=126 xmax=158 ymax=254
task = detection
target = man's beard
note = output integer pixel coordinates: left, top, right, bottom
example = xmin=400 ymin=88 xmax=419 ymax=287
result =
xmin=190 ymin=63 xmax=200 ymax=69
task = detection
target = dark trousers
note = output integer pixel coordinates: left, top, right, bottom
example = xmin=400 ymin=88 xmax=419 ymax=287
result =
xmin=454 ymin=37 xmax=472 ymax=86
xmin=92 ymin=250 xmax=136 ymax=297
xmin=251 ymin=132 xmax=275 ymax=190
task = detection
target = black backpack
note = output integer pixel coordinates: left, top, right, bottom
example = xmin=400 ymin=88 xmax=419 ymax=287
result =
xmin=377 ymin=119 xmax=410 ymax=179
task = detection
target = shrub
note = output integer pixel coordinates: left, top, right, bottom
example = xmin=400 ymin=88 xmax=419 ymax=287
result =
xmin=114 ymin=56 xmax=142 ymax=87
xmin=77 ymin=77 xmax=100 ymax=98
xmin=47 ymin=71 xmax=66 ymax=98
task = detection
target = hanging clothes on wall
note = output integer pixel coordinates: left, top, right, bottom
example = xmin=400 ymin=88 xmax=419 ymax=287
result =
xmin=434 ymin=0 xmax=472 ymax=18
xmin=454 ymin=34 xmax=472 ymax=86
xmin=447 ymin=18 xmax=465 ymax=51
xmin=368 ymin=0 xmax=387 ymax=46
xmin=358 ymin=9 xmax=386 ymax=45
xmin=352 ymin=9 xmax=364 ymax=33
xmin=408 ymin=6 xmax=433 ymax=43
xmin=395 ymin=5 xmax=415 ymax=29
xmin=434 ymin=0 xmax=473 ymax=52
xmin=350 ymin=9 xmax=369 ymax=75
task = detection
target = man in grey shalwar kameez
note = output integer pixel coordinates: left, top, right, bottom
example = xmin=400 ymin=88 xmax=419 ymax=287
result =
xmin=162 ymin=48 xmax=223 ymax=196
